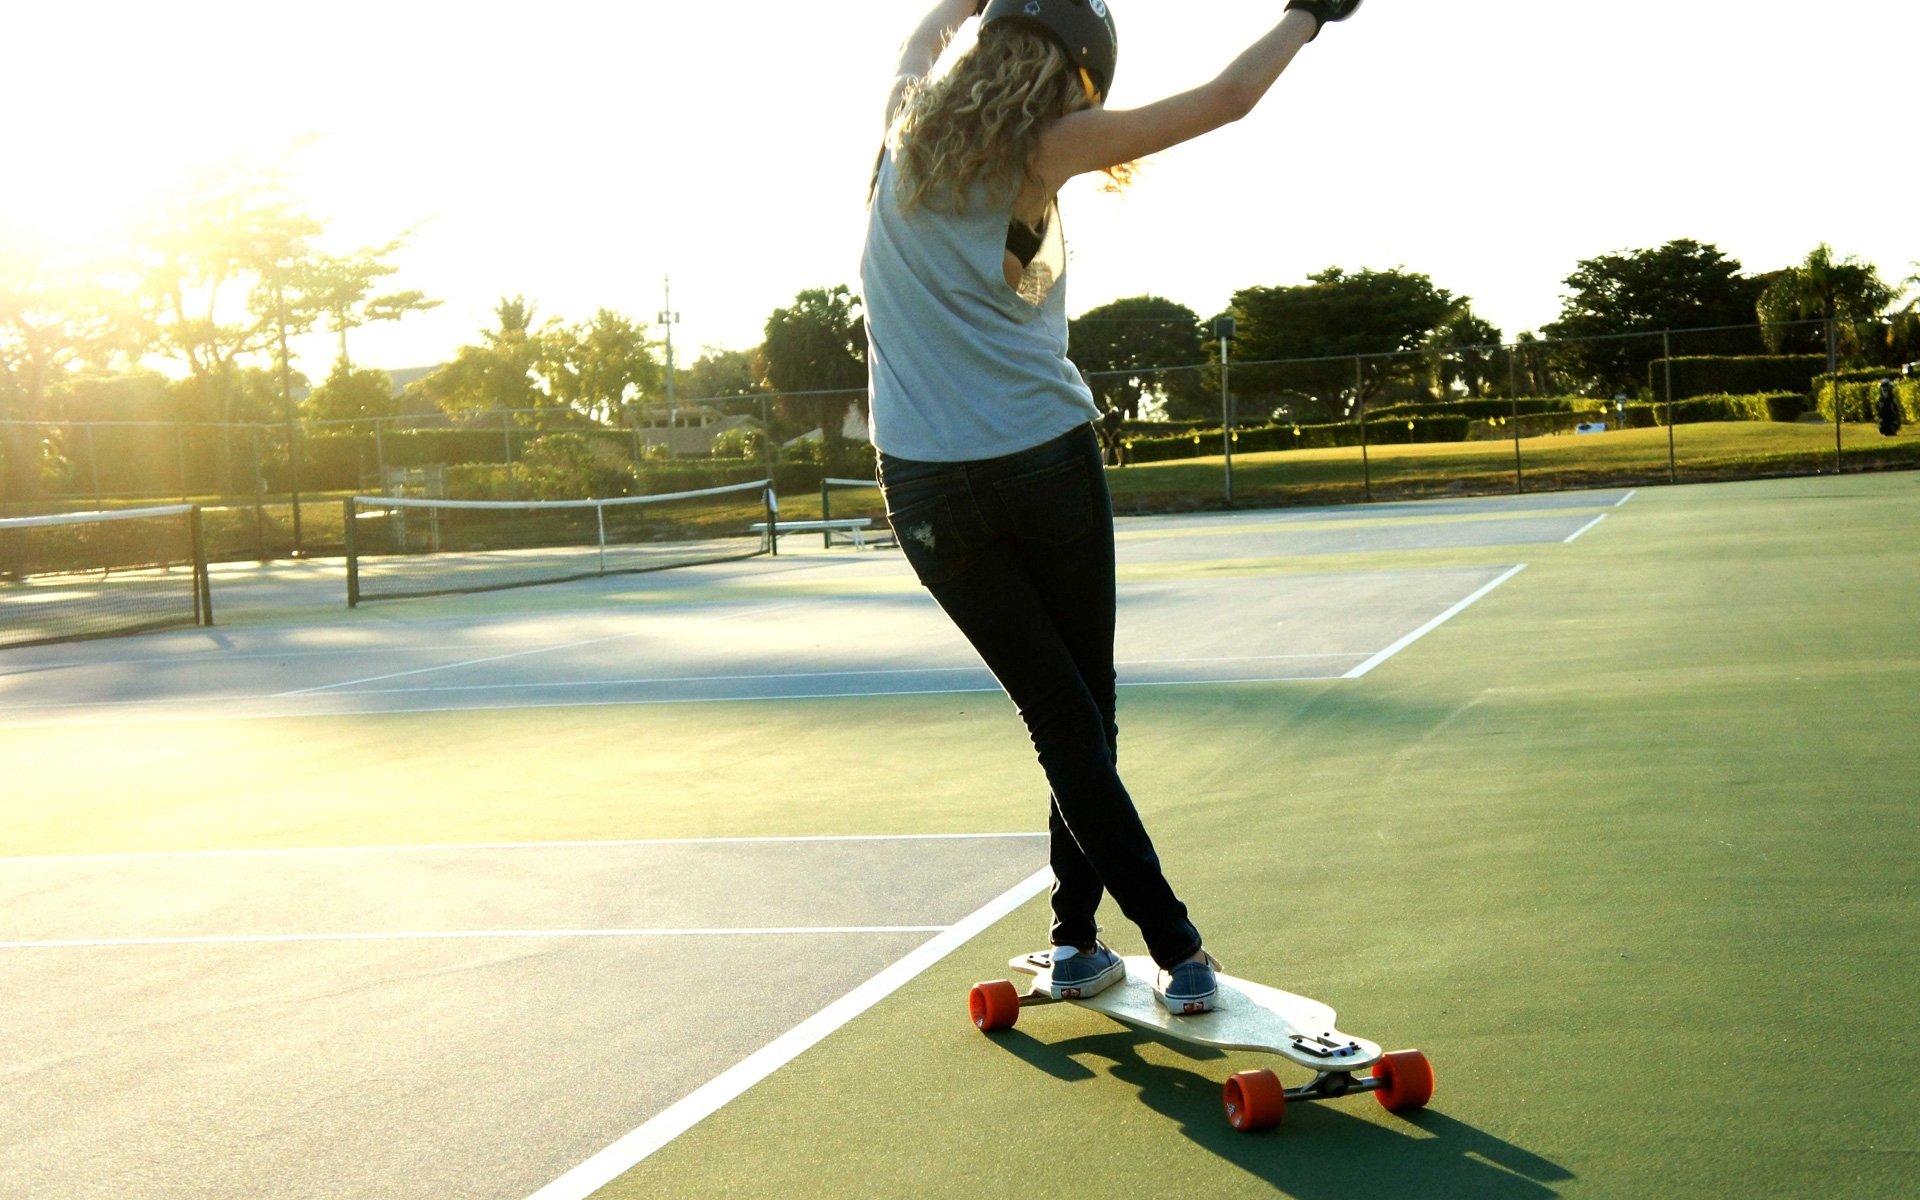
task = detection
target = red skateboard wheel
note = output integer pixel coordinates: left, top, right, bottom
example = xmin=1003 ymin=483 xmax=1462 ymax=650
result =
xmin=1223 ymin=1069 xmax=1286 ymax=1131
xmin=969 ymin=980 xmax=1021 ymax=1031
xmin=1371 ymin=1049 xmax=1435 ymax=1112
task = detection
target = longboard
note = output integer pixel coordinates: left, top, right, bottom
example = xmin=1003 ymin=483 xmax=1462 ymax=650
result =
xmin=969 ymin=951 xmax=1434 ymax=1132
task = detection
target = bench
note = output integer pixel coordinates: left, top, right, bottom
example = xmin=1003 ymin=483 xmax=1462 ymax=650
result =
xmin=749 ymin=518 xmax=876 ymax=549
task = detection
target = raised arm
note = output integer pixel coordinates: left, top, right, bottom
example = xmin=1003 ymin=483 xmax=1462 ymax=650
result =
xmin=883 ymin=0 xmax=983 ymax=132
xmin=1029 ymin=3 xmax=1357 ymax=190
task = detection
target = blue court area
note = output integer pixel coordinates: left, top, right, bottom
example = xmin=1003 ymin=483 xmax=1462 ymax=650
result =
xmin=0 ymin=489 xmax=1629 ymax=1199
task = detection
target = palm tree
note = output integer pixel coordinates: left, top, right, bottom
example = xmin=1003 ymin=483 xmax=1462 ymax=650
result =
xmin=1756 ymin=244 xmax=1895 ymax=358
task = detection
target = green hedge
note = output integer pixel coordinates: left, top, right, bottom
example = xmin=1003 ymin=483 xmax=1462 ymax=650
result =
xmin=1652 ymin=393 xmax=1809 ymax=425
xmin=1649 ymin=355 xmax=1828 ymax=401
xmin=1369 ymin=397 xmax=1588 ymax=420
xmin=1125 ymin=416 xmax=1473 ymax=463
xmin=1814 ymin=376 xmax=1919 ymax=424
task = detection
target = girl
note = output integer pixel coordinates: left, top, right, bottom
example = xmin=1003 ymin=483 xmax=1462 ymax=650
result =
xmin=862 ymin=0 xmax=1359 ymax=1012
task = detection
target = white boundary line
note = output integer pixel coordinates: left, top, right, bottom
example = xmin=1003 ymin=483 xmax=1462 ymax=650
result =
xmin=0 ymin=832 xmax=1046 ymax=866
xmin=1563 ymin=513 xmax=1608 ymax=543
xmin=1615 ymin=489 xmax=1638 ymax=507
xmin=523 ymin=865 xmax=1053 ymax=1200
xmin=0 ymin=926 xmax=948 ymax=951
xmin=1343 ymin=564 xmax=1528 ymax=679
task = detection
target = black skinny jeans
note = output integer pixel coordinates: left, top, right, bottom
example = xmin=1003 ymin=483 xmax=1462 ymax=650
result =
xmin=877 ymin=424 xmax=1202 ymax=969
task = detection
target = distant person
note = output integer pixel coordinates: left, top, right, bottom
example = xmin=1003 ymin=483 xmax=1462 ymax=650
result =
xmin=1878 ymin=377 xmax=1902 ymax=437
xmin=862 ymin=0 xmax=1363 ymax=1013
xmin=1100 ymin=404 xmax=1127 ymax=466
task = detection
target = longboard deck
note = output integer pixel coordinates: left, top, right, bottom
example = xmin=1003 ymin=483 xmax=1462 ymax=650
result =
xmin=1010 ymin=952 xmax=1382 ymax=1072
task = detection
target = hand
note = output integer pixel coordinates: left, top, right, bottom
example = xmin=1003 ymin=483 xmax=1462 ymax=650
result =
xmin=1284 ymin=0 xmax=1363 ymax=41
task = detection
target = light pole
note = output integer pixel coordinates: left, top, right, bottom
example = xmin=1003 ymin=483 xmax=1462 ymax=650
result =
xmin=658 ymin=276 xmax=680 ymax=460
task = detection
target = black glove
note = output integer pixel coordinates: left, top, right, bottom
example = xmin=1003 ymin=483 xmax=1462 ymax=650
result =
xmin=1285 ymin=0 xmax=1363 ymax=41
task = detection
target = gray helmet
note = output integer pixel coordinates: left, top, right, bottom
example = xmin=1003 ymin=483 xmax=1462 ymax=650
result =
xmin=980 ymin=0 xmax=1119 ymax=101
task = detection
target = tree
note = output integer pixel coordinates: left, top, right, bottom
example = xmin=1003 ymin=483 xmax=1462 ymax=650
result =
xmin=0 ymin=246 xmax=120 ymax=422
xmin=303 ymin=361 xmax=397 ymax=422
xmin=1231 ymin=268 xmax=1462 ymax=422
xmin=420 ymin=297 xmax=545 ymax=421
xmin=761 ymin=286 xmax=866 ymax=457
xmin=1423 ymin=309 xmax=1504 ymax=400
xmin=1887 ymin=263 xmax=1920 ymax=366
xmin=1757 ymin=244 xmax=1896 ymax=361
xmin=539 ymin=309 xmax=659 ymax=425
xmin=1068 ymin=296 xmax=1208 ymax=420
xmin=1541 ymin=240 xmax=1766 ymax=396
xmin=134 ymin=160 xmax=323 ymax=427
xmin=677 ymin=346 xmax=764 ymax=413
xmin=292 ymin=240 xmax=439 ymax=368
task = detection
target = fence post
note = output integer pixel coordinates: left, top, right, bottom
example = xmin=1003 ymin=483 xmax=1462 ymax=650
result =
xmin=250 ymin=427 xmax=267 ymax=561
xmin=1663 ymin=332 xmax=1677 ymax=484
xmin=83 ymin=423 xmax=103 ymax=510
xmin=1220 ymin=327 xmax=1234 ymax=505
xmin=1509 ymin=344 xmax=1523 ymax=492
xmin=1355 ymin=356 xmax=1372 ymax=502
xmin=1828 ymin=319 xmax=1841 ymax=473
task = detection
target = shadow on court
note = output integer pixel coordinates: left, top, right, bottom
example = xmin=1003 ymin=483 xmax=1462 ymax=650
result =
xmin=989 ymin=1028 xmax=1573 ymax=1199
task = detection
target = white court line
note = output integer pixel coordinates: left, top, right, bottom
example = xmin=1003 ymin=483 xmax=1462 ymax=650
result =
xmin=524 ymin=865 xmax=1053 ymax=1200
xmin=1564 ymin=513 xmax=1608 ymax=543
xmin=1343 ymin=564 xmax=1528 ymax=679
xmin=0 ymin=832 xmax=1046 ymax=866
xmin=290 ymin=652 xmax=1364 ymax=698
xmin=272 ymin=629 xmax=674 ymax=697
xmin=275 ymin=602 xmax=803 ymax=697
xmin=1615 ymin=489 xmax=1638 ymax=507
xmin=0 ymin=926 xmax=948 ymax=951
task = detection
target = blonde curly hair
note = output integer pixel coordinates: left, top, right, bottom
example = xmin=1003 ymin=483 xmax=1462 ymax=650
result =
xmin=891 ymin=24 xmax=1129 ymax=213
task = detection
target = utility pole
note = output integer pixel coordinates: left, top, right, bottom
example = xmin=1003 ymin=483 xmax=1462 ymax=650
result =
xmin=658 ymin=277 xmax=681 ymax=460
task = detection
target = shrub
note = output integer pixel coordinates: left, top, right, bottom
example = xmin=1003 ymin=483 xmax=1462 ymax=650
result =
xmin=1814 ymin=375 xmax=1918 ymax=424
xmin=709 ymin=426 xmax=770 ymax=460
xmin=1650 ymin=393 xmax=1805 ymax=426
xmin=1369 ymin=397 xmax=1588 ymax=420
xmin=1648 ymin=355 xmax=1828 ymax=401
xmin=1123 ymin=416 xmax=1472 ymax=463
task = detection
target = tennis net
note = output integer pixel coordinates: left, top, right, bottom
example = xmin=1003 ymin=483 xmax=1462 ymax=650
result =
xmin=345 ymin=480 xmax=776 ymax=605
xmin=0 ymin=504 xmax=214 ymax=649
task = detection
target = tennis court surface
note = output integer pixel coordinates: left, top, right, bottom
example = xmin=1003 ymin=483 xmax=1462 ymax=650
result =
xmin=4 ymin=478 xmax=1915 ymax=1199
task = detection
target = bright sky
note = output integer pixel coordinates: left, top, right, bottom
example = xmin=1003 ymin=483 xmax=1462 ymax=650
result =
xmin=6 ymin=0 xmax=1916 ymax=381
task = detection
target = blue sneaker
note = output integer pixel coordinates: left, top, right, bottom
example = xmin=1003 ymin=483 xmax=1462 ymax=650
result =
xmin=1156 ymin=952 xmax=1219 ymax=1014
xmin=1047 ymin=943 xmax=1126 ymax=1000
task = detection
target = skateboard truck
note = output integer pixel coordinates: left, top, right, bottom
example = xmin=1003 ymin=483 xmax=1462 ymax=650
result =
xmin=1288 ymin=1031 xmax=1363 ymax=1059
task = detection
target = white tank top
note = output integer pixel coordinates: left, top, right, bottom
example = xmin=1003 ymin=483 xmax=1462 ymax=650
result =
xmin=861 ymin=143 xmax=1100 ymax=462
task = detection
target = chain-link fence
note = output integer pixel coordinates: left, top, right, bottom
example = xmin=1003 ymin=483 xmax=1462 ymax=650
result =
xmin=1089 ymin=318 xmax=1918 ymax=508
xmin=0 ymin=387 xmax=878 ymax=560
xmin=6 ymin=319 xmax=1916 ymax=551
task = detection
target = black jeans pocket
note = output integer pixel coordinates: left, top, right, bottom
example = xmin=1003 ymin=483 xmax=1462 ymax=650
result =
xmin=993 ymin=457 xmax=1093 ymax=546
xmin=885 ymin=491 xmax=975 ymax=588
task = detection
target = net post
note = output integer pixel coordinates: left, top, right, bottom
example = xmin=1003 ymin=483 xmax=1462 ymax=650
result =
xmin=765 ymin=484 xmax=779 ymax=557
xmin=189 ymin=504 xmax=214 ymax=627
xmin=595 ymin=501 xmax=608 ymax=576
xmin=344 ymin=497 xmax=361 ymax=608
xmin=820 ymin=476 xmax=831 ymax=549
